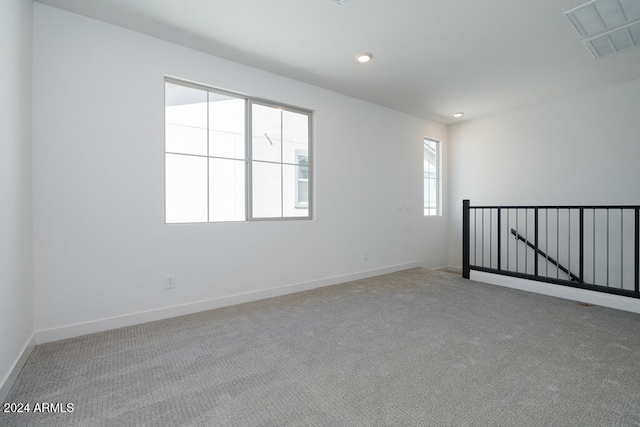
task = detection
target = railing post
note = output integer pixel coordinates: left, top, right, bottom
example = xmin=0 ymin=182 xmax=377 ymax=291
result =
xmin=497 ymin=208 xmax=502 ymax=271
xmin=579 ymin=208 xmax=584 ymax=284
xmin=463 ymin=199 xmax=471 ymax=279
xmin=534 ymin=208 xmax=539 ymax=276
xmin=633 ymin=208 xmax=640 ymax=294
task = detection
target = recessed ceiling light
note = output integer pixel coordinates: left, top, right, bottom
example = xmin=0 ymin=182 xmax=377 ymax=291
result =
xmin=356 ymin=53 xmax=373 ymax=63
xmin=453 ymin=112 xmax=464 ymax=118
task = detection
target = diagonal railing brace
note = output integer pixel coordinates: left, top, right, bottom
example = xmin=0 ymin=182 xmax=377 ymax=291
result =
xmin=510 ymin=228 xmax=581 ymax=282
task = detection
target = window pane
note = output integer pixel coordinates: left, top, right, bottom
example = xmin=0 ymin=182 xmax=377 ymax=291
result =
xmin=298 ymin=161 xmax=309 ymax=180
xmin=209 ymin=158 xmax=245 ymax=222
xmin=209 ymin=94 xmax=245 ymax=159
xmin=252 ymin=161 xmax=282 ymax=218
xmin=165 ymin=83 xmax=207 ymax=155
xmin=283 ymin=164 xmax=308 ymax=217
xmin=298 ymin=179 xmax=309 ymax=204
xmin=252 ymin=104 xmax=282 ymax=163
xmin=424 ymin=178 xmax=437 ymax=215
xmin=166 ymin=124 xmax=207 ymax=156
xmin=166 ymin=154 xmax=208 ymax=223
xmin=282 ymin=110 xmax=309 ymax=165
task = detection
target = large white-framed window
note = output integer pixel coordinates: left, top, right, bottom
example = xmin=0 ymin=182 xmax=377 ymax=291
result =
xmin=424 ymin=138 xmax=441 ymax=216
xmin=165 ymin=79 xmax=312 ymax=223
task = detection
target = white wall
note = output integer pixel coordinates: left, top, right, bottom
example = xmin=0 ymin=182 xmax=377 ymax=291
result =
xmin=448 ymin=77 xmax=640 ymax=270
xmin=33 ymin=4 xmax=448 ymax=341
xmin=0 ymin=0 xmax=34 ymax=398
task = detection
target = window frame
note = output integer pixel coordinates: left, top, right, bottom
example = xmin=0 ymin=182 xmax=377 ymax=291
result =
xmin=423 ymin=137 xmax=441 ymax=217
xmin=164 ymin=77 xmax=313 ymax=223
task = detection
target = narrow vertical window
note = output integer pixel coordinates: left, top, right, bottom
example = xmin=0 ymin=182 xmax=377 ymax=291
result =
xmin=424 ymin=138 xmax=440 ymax=216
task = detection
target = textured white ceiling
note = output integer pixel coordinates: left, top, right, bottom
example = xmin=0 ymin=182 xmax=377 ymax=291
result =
xmin=35 ymin=0 xmax=640 ymax=124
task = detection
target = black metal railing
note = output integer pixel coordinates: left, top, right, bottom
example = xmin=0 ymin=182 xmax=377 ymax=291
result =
xmin=462 ymin=199 xmax=640 ymax=299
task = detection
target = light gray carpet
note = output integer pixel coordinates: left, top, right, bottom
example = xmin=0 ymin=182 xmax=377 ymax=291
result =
xmin=3 ymin=268 xmax=640 ymax=426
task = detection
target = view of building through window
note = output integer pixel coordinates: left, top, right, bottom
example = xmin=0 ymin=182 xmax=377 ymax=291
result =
xmin=165 ymin=80 xmax=311 ymax=223
xmin=424 ymin=138 xmax=440 ymax=216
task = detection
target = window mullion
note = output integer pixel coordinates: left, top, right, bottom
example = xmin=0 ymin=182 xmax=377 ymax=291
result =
xmin=280 ymin=110 xmax=284 ymax=218
xmin=246 ymin=99 xmax=252 ymax=221
xmin=206 ymin=91 xmax=210 ymax=222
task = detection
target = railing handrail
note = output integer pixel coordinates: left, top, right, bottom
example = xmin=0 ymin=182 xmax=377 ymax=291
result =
xmin=466 ymin=204 xmax=640 ymax=209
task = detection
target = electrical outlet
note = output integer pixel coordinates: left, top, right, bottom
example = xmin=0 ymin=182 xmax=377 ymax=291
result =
xmin=363 ymin=251 xmax=369 ymax=261
xmin=166 ymin=275 xmax=175 ymax=289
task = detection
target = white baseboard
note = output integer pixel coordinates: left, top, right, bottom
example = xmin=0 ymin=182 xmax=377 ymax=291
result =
xmin=470 ymin=271 xmax=640 ymax=315
xmin=36 ymin=262 xmax=419 ymax=344
xmin=1 ymin=333 xmax=35 ymax=402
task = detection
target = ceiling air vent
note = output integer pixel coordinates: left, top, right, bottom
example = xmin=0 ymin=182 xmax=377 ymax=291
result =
xmin=565 ymin=0 xmax=640 ymax=57
xmin=330 ymin=0 xmax=351 ymax=5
